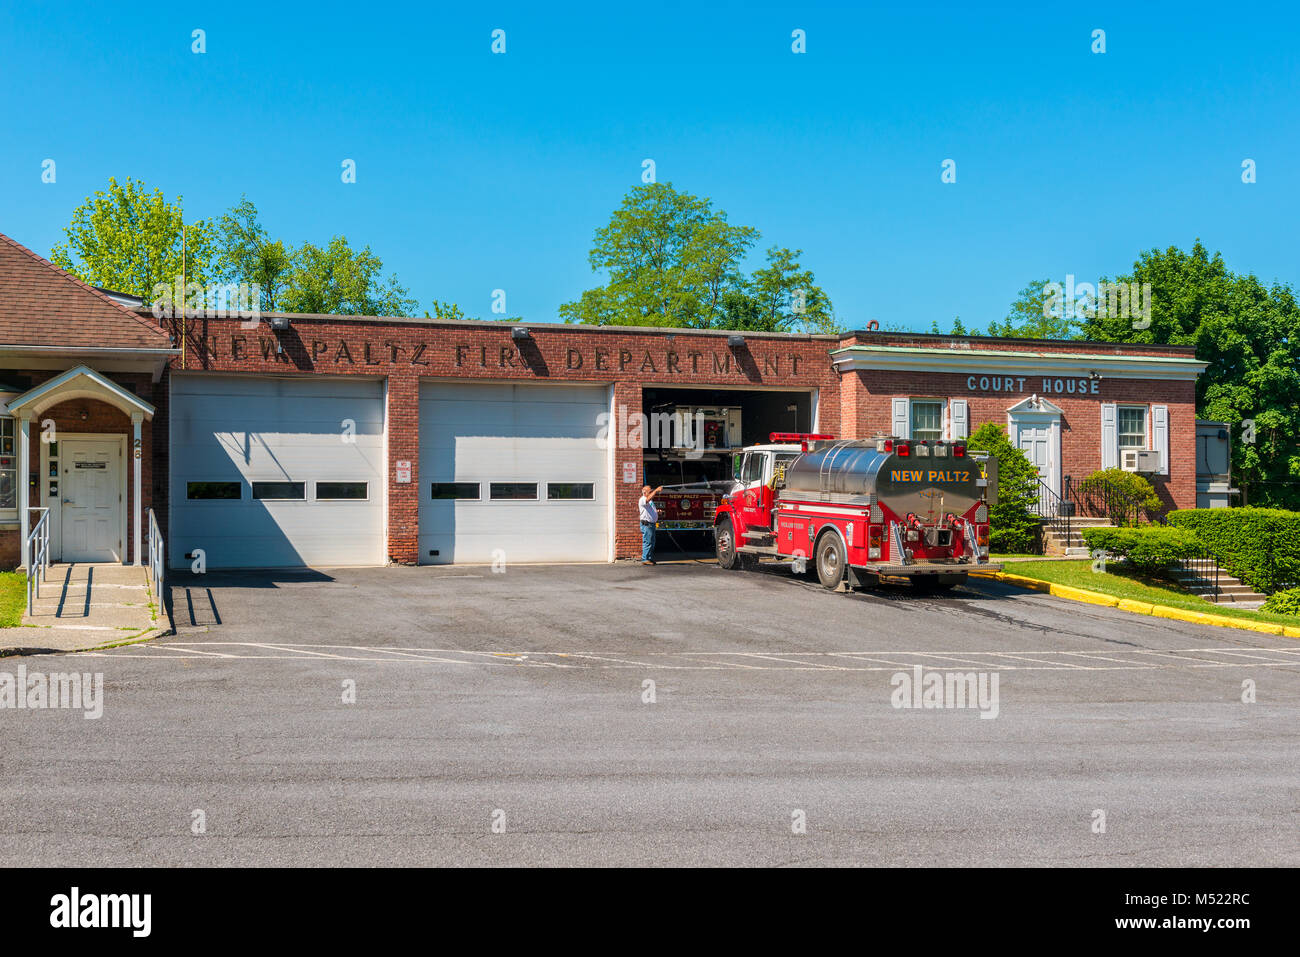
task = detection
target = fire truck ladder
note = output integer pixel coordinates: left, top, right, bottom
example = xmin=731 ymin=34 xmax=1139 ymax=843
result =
xmin=890 ymin=521 xmax=910 ymax=565
xmin=817 ymin=441 xmax=854 ymax=501
xmin=962 ymin=519 xmax=983 ymax=564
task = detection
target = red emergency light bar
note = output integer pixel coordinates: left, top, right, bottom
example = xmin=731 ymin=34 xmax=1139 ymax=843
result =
xmin=769 ymin=432 xmax=835 ymax=451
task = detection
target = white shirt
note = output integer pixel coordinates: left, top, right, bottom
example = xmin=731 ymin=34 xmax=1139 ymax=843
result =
xmin=639 ymin=495 xmax=658 ymax=524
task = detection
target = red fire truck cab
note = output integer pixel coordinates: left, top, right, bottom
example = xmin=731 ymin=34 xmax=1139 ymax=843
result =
xmin=714 ymin=433 xmax=1002 ymax=591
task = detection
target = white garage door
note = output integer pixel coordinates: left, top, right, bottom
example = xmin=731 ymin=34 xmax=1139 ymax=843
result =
xmin=170 ymin=375 xmax=386 ymax=569
xmin=419 ymin=382 xmax=610 ymax=564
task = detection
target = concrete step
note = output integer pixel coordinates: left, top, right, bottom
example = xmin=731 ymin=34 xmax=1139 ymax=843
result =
xmin=1204 ymin=593 xmax=1268 ymax=605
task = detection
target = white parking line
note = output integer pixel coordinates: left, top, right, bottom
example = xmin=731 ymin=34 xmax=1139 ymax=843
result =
xmin=70 ymin=642 xmax=1300 ymax=673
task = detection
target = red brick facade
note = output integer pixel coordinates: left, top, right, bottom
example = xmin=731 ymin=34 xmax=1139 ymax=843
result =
xmin=840 ymin=369 xmax=1197 ymax=511
xmin=130 ymin=314 xmax=1204 ymax=563
xmin=157 ymin=313 xmax=840 ymax=563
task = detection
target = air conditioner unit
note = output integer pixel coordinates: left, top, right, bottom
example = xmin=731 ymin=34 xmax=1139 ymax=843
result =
xmin=1121 ymin=449 xmax=1160 ymax=473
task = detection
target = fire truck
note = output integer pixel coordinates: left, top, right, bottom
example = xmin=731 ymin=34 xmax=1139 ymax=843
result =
xmin=644 ymin=403 xmax=740 ymax=531
xmin=713 ymin=433 xmax=1002 ymax=590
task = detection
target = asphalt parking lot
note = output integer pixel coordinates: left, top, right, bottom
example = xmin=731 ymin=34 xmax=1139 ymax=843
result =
xmin=1 ymin=560 xmax=1297 ymax=867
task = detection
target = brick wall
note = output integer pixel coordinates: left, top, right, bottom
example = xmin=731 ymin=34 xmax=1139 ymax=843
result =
xmin=154 ymin=314 xmax=840 ymax=561
xmin=0 ymin=526 xmax=18 ymax=570
xmin=844 ymin=369 xmax=1198 ymax=511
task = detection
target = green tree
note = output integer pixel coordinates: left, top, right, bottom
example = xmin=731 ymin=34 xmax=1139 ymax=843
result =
xmin=51 ymin=176 xmax=214 ymax=299
xmin=966 ymin=422 xmax=1041 ymax=553
xmin=214 ymin=196 xmax=292 ymax=312
xmin=281 ymin=236 xmax=419 ymax=317
xmin=930 ymin=316 xmax=979 ymax=336
xmin=561 ymin=183 xmax=837 ymax=332
xmin=745 ymin=246 xmax=838 ymax=334
xmin=1082 ymin=242 xmax=1300 ymax=508
xmin=985 ymin=278 xmax=1081 ymax=339
xmin=560 ymin=182 xmax=758 ymax=328
xmin=426 ymin=301 xmax=465 ymax=320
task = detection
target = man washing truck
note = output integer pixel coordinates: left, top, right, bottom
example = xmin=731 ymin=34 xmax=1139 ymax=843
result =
xmin=639 ymin=484 xmax=664 ymax=565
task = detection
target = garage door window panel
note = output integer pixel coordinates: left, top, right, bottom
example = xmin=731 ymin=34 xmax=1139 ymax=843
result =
xmin=252 ymin=481 xmax=306 ymax=501
xmin=316 ymin=481 xmax=368 ymax=501
xmin=430 ymin=482 xmax=480 ymax=501
xmin=547 ymin=482 xmax=595 ymax=501
xmin=490 ymin=482 xmax=539 ymax=501
xmin=187 ymin=481 xmax=242 ymax=500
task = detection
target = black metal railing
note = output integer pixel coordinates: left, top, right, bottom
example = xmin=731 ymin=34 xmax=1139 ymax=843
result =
xmin=1027 ymin=475 xmax=1073 ymax=551
xmin=1172 ymin=545 xmax=1221 ymax=601
xmin=1071 ymin=474 xmax=1150 ymax=527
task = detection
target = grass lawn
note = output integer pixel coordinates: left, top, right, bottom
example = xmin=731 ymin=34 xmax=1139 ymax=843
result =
xmin=998 ymin=560 xmax=1299 ymax=628
xmin=0 ymin=571 xmax=27 ymax=628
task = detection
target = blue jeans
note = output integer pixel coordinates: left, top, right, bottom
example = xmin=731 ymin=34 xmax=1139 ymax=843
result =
xmin=641 ymin=522 xmax=656 ymax=562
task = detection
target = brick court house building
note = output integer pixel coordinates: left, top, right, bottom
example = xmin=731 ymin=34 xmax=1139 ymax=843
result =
xmin=0 ymin=230 xmax=1205 ymax=570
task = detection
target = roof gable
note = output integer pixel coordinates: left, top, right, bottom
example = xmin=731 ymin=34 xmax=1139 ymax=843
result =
xmin=0 ymin=232 xmax=174 ymax=351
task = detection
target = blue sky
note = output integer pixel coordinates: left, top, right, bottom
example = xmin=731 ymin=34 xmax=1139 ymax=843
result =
xmin=2 ymin=1 xmax=1297 ymax=330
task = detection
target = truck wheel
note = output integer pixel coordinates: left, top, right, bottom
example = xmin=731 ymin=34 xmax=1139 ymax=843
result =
xmin=815 ymin=533 xmax=846 ymax=589
xmin=716 ymin=517 xmax=740 ymax=570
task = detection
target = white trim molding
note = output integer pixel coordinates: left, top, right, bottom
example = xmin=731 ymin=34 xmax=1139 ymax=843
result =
xmin=5 ymin=364 xmax=156 ymax=420
xmin=830 ymin=344 xmax=1207 ymax=381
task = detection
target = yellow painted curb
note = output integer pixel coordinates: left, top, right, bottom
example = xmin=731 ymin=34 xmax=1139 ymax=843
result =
xmin=1051 ymin=584 xmax=1120 ymax=608
xmin=1117 ymin=598 xmax=1156 ymax=615
xmin=970 ymin=570 xmax=1296 ymax=640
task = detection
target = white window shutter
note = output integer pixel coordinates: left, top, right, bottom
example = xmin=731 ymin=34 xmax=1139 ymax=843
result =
xmin=950 ymin=399 xmax=969 ymax=440
xmin=1152 ymin=405 xmax=1169 ymax=475
xmin=892 ymin=397 xmax=910 ymax=438
xmin=1100 ymin=403 xmax=1117 ymax=469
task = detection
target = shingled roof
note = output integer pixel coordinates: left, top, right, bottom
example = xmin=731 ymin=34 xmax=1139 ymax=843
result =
xmin=0 ymin=231 xmax=174 ymax=350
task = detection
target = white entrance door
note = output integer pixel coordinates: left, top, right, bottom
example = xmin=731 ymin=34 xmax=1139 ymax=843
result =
xmin=1019 ymin=425 xmax=1051 ymax=482
xmin=61 ymin=439 xmax=122 ymax=562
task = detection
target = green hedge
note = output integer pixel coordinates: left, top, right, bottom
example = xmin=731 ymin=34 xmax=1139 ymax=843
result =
xmin=1166 ymin=507 xmax=1300 ymax=595
xmin=1261 ymin=587 xmax=1300 ymax=618
xmin=1080 ymin=526 xmax=1202 ymax=575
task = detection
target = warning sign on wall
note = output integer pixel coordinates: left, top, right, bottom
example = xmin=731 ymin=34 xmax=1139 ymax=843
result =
xmin=396 ymin=460 xmax=411 ymax=483
xmin=622 ymin=461 xmax=638 ymax=484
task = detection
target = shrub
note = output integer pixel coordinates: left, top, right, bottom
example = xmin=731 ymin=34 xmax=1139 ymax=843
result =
xmin=1167 ymin=507 xmax=1300 ymax=595
xmin=967 ymin=422 xmax=1039 ymax=553
xmin=1261 ymin=587 xmax=1300 ymax=617
xmin=1080 ymin=525 xmax=1202 ymax=575
xmin=1075 ymin=468 xmax=1162 ymax=525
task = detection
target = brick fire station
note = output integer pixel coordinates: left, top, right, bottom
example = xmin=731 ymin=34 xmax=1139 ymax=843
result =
xmin=0 ymin=230 xmax=1207 ymax=570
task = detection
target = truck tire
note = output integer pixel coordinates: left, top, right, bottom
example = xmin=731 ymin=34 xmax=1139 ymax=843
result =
xmin=716 ymin=517 xmax=740 ymax=570
xmin=814 ymin=532 xmax=846 ymax=589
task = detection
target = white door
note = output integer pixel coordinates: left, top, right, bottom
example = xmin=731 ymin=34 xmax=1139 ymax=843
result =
xmin=419 ymin=382 xmax=609 ymax=564
xmin=61 ymin=440 xmax=122 ymax=562
xmin=1019 ymin=425 xmax=1051 ymax=482
xmin=170 ymin=375 xmax=386 ymax=569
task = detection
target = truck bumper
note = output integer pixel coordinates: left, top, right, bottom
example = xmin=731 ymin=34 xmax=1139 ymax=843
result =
xmin=851 ymin=563 xmax=1004 ymax=577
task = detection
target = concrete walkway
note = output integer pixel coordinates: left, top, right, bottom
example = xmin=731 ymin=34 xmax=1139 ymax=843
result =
xmin=0 ymin=563 xmax=166 ymax=656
